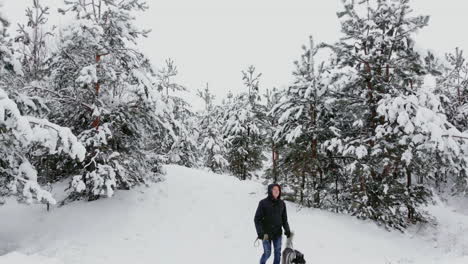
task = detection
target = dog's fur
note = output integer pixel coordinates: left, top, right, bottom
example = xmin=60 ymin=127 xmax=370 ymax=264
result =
xmin=281 ymin=233 xmax=306 ymax=264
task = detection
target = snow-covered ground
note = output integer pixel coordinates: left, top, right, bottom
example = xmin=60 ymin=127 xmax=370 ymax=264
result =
xmin=1 ymin=165 xmax=468 ymax=264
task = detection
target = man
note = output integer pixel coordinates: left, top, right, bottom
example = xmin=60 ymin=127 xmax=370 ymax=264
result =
xmin=254 ymin=183 xmax=291 ymax=264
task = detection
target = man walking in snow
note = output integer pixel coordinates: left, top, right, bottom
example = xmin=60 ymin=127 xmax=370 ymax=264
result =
xmin=254 ymin=183 xmax=291 ymax=264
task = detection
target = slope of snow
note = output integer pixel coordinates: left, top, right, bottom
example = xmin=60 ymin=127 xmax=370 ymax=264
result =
xmin=1 ymin=165 xmax=468 ymax=264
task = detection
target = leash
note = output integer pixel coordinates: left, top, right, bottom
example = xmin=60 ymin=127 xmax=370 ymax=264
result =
xmin=254 ymin=238 xmax=260 ymax=248
xmin=287 ymin=235 xmax=295 ymax=250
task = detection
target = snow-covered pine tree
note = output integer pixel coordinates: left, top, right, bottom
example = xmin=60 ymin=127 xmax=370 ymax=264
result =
xmin=44 ymin=0 xmax=175 ymax=200
xmin=437 ymin=48 xmax=468 ymax=134
xmin=0 ymin=8 xmax=85 ymax=205
xmin=157 ymin=58 xmax=186 ymax=100
xmin=262 ymin=87 xmax=282 ymax=183
xmin=197 ymin=84 xmax=228 ymax=172
xmin=222 ymin=66 xmax=266 ymax=180
xmin=435 ymin=48 xmax=468 ymax=193
xmin=167 ymin=114 xmax=199 ymax=168
xmin=11 ymin=0 xmax=67 ymax=187
xmin=0 ymin=8 xmax=20 ymax=84
xmin=324 ymin=0 xmax=468 ymax=229
xmin=15 ymin=0 xmax=52 ymax=82
xmin=270 ymin=36 xmax=343 ymax=207
xmin=158 ymin=59 xmax=199 ymax=167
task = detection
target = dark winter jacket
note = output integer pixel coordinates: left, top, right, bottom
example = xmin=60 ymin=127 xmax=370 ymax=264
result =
xmin=254 ymin=183 xmax=291 ymax=240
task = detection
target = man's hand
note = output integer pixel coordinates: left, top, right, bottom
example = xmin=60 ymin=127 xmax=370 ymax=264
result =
xmin=285 ymin=230 xmax=291 ymax=238
xmin=263 ymin=234 xmax=269 ymax=241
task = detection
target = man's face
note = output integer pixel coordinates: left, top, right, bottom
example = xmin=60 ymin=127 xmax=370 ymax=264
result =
xmin=272 ymin=186 xmax=280 ymax=199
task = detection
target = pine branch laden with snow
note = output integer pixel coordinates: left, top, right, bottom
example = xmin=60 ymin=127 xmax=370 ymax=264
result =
xmin=0 ymin=87 xmax=85 ymax=204
xmin=0 ymin=10 xmax=87 ymax=205
xmin=0 ymin=20 xmax=23 ymax=78
xmin=376 ymin=89 xmax=467 ymax=160
xmin=375 ymin=87 xmax=468 ymax=195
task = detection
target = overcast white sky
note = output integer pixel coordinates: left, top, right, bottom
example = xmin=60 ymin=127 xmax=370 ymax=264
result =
xmin=2 ymin=0 xmax=468 ymax=109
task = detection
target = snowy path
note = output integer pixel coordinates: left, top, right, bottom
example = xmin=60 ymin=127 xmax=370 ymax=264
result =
xmin=1 ymin=165 xmax=468 ymax=263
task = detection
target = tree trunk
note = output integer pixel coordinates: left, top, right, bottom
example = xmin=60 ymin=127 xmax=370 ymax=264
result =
xmin=300 ymin=164 xmax=305 ymax=204
xmin=272 ymin=141 xmax=278 ymax=183
xmin=92 ymin=54 xmax=101 ymax=129
xmin=406 ymin=167 xmax=414 ymax=220
xmin=335 ymin=168 xmax=339 ymax=213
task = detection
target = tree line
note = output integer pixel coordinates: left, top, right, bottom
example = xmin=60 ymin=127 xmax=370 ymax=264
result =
xmin=1 ymin=0 xmax=467 ymax=230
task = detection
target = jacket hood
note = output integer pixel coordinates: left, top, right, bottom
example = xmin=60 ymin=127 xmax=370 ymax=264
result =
xmin=267 ymin=183 xmax=281 ymax=200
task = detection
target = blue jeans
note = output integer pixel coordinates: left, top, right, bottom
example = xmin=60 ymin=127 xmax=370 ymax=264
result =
xmin=260 ymin=236 xmax=282 ymax=264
